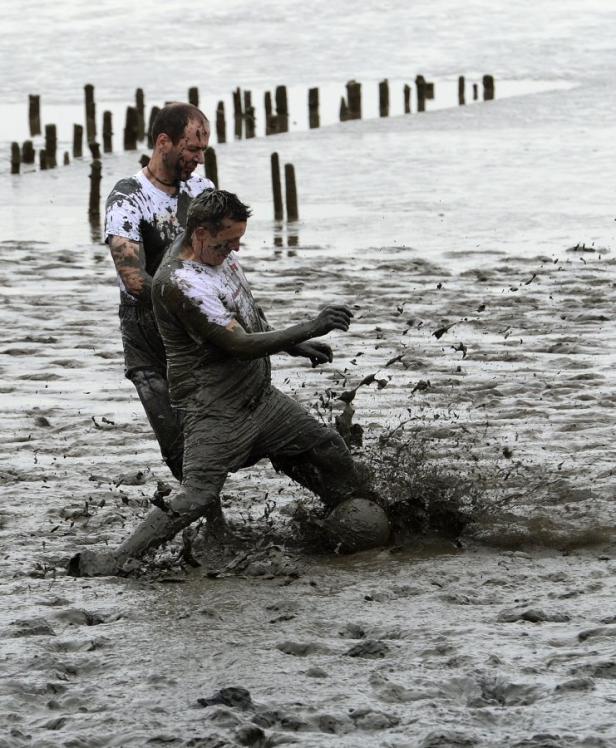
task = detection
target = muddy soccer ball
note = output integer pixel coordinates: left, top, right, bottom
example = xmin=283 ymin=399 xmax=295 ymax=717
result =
xmin=324 ymin=498 xmax=391 ymax=552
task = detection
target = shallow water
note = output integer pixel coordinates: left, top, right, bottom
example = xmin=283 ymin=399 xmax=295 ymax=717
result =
xmin=2 ymin=1 xmax=616 ymax=746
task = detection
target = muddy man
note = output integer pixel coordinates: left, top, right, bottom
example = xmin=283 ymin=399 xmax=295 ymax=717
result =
xmin=105 ymin=102 xmax=214 ymax=482
xmin=69 ymin=189 xmax=372 ymax=576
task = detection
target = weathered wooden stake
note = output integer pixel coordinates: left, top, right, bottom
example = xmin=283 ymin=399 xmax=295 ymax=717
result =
xmin=416 ymin=75 xmax=426 ymax=112
xmin=339 ymin=97 xmax=349 ymax=122
xmin=22 ymin=140 xmax=35 ymax=164
xmin=379 ymin=79 xmax=390 ymax=117
xmin=10 ymin=143 xmax=20 ymax=174
xmin=346 ymin=81 xmax=362 ymax=119
xmin=216 ymin=101 xmax=226 ymax=143
xmin=147 ymin=106 xmax=161 ymax=148
xmin=482 ymin=75 xmax=495 ymax=100
xmin=425 ymin=81 xmax=435 ymax=100
xmin=63 ymin=151 xmax=70 ymax=166
xmin=458 ymin=76 xmax=466 ymax=106
xmin=28 ymin=95 xmax=41 ymax=136
xmin=473 ymin=83 xmax=478 ymax=101
xmin=284 ymin=163 xmax=299 ymax=222
xmin=275 ymin=85 xmax=288 ymax=133
xmin=73 ymin=124 xmax=84 ymax=158
xmin=84 ymin=84 xmax=96 ymax=142
xmin=204 ymin=146 xmax=218 ymax=188
xmin=103 ymin=111 xmax=113 ymax=153
xmin=136 ymin=88 xmax=145 ymax=140
xmin=264 ymin=92 xmax=276 ymax=135
xmin=124 ymin=106 xmax=138 ymax=150
xmin=188 ymin=87 xmax=199 ymax=107
xmin=44 ymin=124 xmax=57 ymax=168
xmin=270 ymin=152 xmax=283 ymax=221
xmin=244 ymin=91 xmax=255 ymax=138
xmin=233 ymin=88 xmax=243 ymax=139
xmin=139 ymin=154 xmax=151 ymax=168
xmin=308 ymin=87 xmax=320 ymax=129
xmin=89 ymin=141 xmax=101 ymax=160
xmin=39 ymin=150 xmax=47 ymax=170
xmin=89 ymin=160 xmax=102 ymax=217
xmin=403 ymin=84 xmax=411 ymax=114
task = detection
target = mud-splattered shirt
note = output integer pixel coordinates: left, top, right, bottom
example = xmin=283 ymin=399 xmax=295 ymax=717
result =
xmin=105 ymin=171 xmax=214 ymax=306
xmin=153 ymin=234 xmax=271 ymax=415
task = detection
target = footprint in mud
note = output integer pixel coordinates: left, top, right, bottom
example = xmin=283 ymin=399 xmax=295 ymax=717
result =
xmin=497 ymin=607 xmax=571 ymax=623
xmin=276 ymin=640 xmax=332 ymax=656
xmin=345 ymin=639 xmax=390 ymax=658
xmin=6 ymin=617 xmax=56 ymax=637
xmin=419 ymin=730 xmax=478 ymax=747
xmin=53 ymin=608 xmax=121 ymax=626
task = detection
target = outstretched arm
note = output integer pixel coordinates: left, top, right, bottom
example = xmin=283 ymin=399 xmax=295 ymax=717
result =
xmin=258 ymin=306 xmax=334 ymax=367
xmin=175 ymin=296 xmax=353 ymax=360
xmin=108 ymin=235 xmax=153 ymax=304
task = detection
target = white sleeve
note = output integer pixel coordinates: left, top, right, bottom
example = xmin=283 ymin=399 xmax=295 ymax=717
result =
xmin=173 ymin=267 xmax=234 ymax=328
xmin=105 ymin=188 xmax=144 ymax=244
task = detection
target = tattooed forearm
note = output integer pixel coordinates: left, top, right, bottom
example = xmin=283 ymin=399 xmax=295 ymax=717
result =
xmin=108 ymin=236 xmax=153 ymax=303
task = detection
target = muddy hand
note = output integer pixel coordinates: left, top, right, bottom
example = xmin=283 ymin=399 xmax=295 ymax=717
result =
xmin=313 ymin=305 xmax=353 ymax=336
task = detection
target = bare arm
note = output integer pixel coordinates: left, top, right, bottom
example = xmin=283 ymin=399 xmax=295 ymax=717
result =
xmin=108 ymin=236 xmax=153 ymax=304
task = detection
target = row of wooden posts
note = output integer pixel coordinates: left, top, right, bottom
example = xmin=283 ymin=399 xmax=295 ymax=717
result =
xmin=12 ymin=74 xmax=495 ymax=221
xmin=12 ymin=73 xmax=496 ymax=175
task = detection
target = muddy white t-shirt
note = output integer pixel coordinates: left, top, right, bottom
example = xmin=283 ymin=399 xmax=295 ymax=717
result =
xmin=153 ymin=239 xmax=271 ymax=414
xmin=104 ymin=170 xmax=214 ymax=304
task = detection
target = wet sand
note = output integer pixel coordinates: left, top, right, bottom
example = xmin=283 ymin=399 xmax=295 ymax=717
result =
xmin=2 ymin=45 xmax=616 ymax=748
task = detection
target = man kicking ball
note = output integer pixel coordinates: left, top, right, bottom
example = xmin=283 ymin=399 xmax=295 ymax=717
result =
xmin=69 ymin=189 xmax=388 ymax=576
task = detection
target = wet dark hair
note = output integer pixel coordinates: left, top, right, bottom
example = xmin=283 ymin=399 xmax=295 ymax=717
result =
xmin=151 ymin=102 xmax=209 ymax=145
xmin=186 ymin=189 xmax=252 ymax=237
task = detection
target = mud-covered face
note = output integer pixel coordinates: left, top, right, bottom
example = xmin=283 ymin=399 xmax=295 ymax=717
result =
xmin=163 ymin=118 xmax=210 ymax=182
xmin=196 ymin=219 xmax=247 ymax=266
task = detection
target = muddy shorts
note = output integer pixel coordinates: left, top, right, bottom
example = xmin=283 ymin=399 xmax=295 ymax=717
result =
xmin=119 ymin=303 xmax=167 ymax=378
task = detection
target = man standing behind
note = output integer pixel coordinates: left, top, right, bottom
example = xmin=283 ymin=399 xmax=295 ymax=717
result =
xmin=105 ymin=102 xmax=214 ymax=481
xmin=70 ymin=189 xmax=374 ymax=576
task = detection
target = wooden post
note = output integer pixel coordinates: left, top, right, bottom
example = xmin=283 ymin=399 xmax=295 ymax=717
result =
xmin=89 ymin=160 xmax=102 ymax=218
xmin=147 ymin=106 xmax=160 ymax=148
xmin=346 ymin=80 xmax=362 ymax=119
xmin=244 ymin=90 xmax=255 ymax=138
xmin=39 ymin=150 xmax=47 ymax=170
xmin=284 ymin=163 xmax=299 ymax=222
xmin=403 ymin=84 xmax=411 ymax=114
xmin=139 ymin=154 xmax=151 ymax=168
xmin=73 ymin=124 xmax=84 ymax=158
xmin=21 ymin=140 xmax=35 ymax=164
xmin=204 ymin=146 xmax=218 ymax=188
xmin=473 ymin=83 xmax=479 ymax=101
xmin=28 ymin=95 xmax=41 ymax=136
xmin=135 ymin=88 xmax=145 ymax=140
xmin=416 ymin=75 xmax=426 ymax=112
xmin=233 ymin=87 xmax=243 ymax=139
xmin=458 ymin=76 xmax=466 ymax=106
xmin=425 ymin=81 xmax=435 ymax=100
xmin=103 ymin=111 xmax=113 ymax=153
xmin=216 ymin=101 xmax=226 ymax=143
xmin=63 ymin=151 xmax=70 ymax=166
xmin=44 ymin=124 xmax=57 ymax=168
xmin=188 ymin=87 xmax=199 ymax=107
xmin=84 ymin=84 xmax=96 ymax=143
xmin=265 ymin=91 xmax=276 ymax=135
xmin=339 ymin=97 xmax=349 ymax=122
xmin=89 ymin=141 xmax=101 ymax=160
xmin=483 ymin=75 xmax=495 ymax=100
xmin=379 ymin=79 xmax=389 ymax=117
xmin=10 ymin=143 xmax=20 ymax=174
xmin=275 ymin=85 xmax=288 ymax=133
xmin=308 ymin=87 xmax=319 ymax=129
xmin=270 ymin=152 xmax=283 ymax=221
xmin=124 ymin=106 xmax=138 ymax=150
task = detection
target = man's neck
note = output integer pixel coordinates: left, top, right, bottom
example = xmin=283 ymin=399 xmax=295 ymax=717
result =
xmin=144 ymin=155 xmax=178 ymax=193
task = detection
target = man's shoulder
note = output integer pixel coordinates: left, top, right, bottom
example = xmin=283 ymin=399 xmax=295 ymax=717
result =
xmin=183 ymin=174 xmax=215 ymax=197
xmin=107 ymin=175 xmax=143 ymax=199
